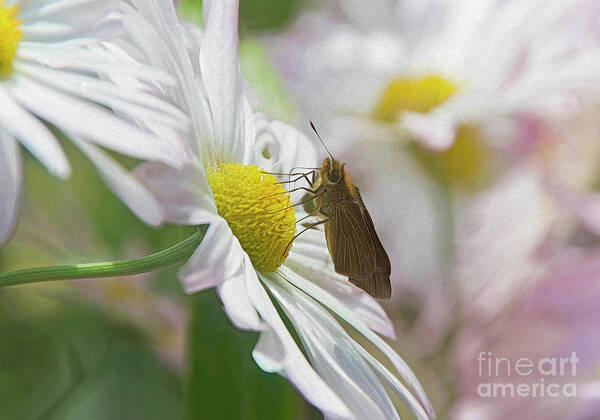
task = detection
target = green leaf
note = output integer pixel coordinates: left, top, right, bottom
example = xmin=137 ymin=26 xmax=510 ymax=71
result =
xmin=185 ymin=290 xmax=321 ymax=420
xmin=0 ymin=289 xmax=182 ymax=420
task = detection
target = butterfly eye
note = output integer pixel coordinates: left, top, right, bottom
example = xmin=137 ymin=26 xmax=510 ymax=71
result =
xmin=328 ymin=170 xmax=339 ymax=183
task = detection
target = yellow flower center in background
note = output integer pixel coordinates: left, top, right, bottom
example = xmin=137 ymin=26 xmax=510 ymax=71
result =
xmin=207 ymin=163 xmax=296 ymax=272
xmin=0 ymin=1 xmax=21 ymax=79
xmin=375 ymin=75 xmax=490 ymax=190
xmin=374 ymin=76 xmax=455 ymax=122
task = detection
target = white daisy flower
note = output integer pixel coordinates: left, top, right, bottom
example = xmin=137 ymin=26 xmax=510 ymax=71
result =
xmin=268 ymin=0 xmax=600 ymax=151
xmin=112 ymin=0 xmax=435 ymax=418
xmin=0 ymin=0 xmax=188 ymax=245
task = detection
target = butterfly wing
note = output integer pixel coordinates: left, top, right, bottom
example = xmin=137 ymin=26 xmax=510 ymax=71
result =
xmin=324 ymin=191 xmax=391 ymax=298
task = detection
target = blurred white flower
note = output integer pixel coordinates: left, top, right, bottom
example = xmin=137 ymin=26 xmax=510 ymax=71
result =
xmin=268 ymin=0 xmax=600 ymax=150
xmin=109 ymin=0 xmax=435 ymax=418
xmin=0 ymin=0 xmax=188 ymax=245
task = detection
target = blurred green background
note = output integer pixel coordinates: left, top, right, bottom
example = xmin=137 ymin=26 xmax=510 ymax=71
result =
xmin=0 ymin=0 xmax=324 ymax=419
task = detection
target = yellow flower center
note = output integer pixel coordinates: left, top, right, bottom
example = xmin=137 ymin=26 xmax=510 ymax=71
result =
xmin=207 ymin=163 xmax=296 ymax=272
xmin=374 ymin=76 xmax=455 ymax=122
xmin=374 ymin=75 xmax=490 ymax=190
xmin=0 ymin=1 xmax=21 ymax=79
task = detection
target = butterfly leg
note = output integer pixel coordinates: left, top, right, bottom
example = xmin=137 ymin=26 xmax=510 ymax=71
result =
xmin=262 ymin=186 xmax=316 ymax=199
xmin=265 ymin=190 xmax=326 ymax=214
xmin=276 ymin=186 xmax=317 ymax=222
xmin=286 ymin=186 xmax=316 ymax=195
xmin=276 ymin=173 xmax=315 ymax=187
xmin=296 ymin=210 xmax=319 ymax=225
xmin=260 ymin=170 xmax=316 ymax=176
xmin=283 ymin=217 xmax=329 ymax=256
xmin=261 ymin=170 xmax=316 ymax=187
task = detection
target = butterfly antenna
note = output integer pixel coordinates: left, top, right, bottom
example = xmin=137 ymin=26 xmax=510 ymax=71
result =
xmin=310 ymin=121 xmax=335 ymax=161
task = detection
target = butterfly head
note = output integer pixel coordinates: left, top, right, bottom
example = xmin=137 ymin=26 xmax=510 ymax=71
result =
xmin=320 ymin=158 xmax=345 ymax=185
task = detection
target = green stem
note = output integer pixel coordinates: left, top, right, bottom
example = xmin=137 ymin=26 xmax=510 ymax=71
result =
xmin=0 ymin=230 xmax=205 ymax=288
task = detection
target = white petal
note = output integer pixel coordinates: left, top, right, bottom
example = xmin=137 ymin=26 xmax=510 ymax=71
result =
xmin=338 ymin=0 xmax=398 ymax=32
xmin=216 ymin=255 xmax=262 ymax=331
xmin=70 ymin=136 xmax=164 ymax=226
xmin=251 ymin=113 xmax=318 ymax=195
xmin=18 ymin=0 xmax=120 ymax=41
xmin=0 ymin=131 xmax=22 ymax=246
xmin=252 ymin=117 xmax=320 ymax=204
xmin=285 ymin=238 xmax=396 ymax=339
xmin=546 ymin=181 xmax=600 ymax=236
xmin=17 ymin=44 xmax=176 ymax=87
xmin=400 ymin=111 xmax=457 ymax=151
xmin=199 ymin=0 xmax=245 ymax=162
xmin=247 ymin=272 xmax=352 ymax=420
xmin=130 ymin=0 xmax=183 ymax=42
xmin=0 ymin=84 xmax=70 ymax=178
xmin=265 ymin=14 xmax=396 ymax=121
xmin=19 ymin=0 xmax=118 ymax=25
xmin=268 ymin=120 xmax=318 ymax=173
xmin=253 ymin=325 xmax=286 ymax=372
xmin=14 ymin=61 xmax=188 ymax=129
xmin=180 ymin=21 xmax=205 ymax=55
xmin=123 ymin=0 xmax=196 ymax=85
xmin=350 ymin=340 xmax=430 ymax=420
xmin=10 ymin=75 xmax=184 ymax=167
xmin=179 ymin=218 xmax=245 ymax=294
xmin=120 ymin=1 xmax=216 ymax=165
xmin=265 ymin=275 xmax=399 ymax=420
xmin=236 ymin=98 xmax=258 ymax=165
xmin=279 ymin=265 xmax=435 ymax=419
xmin=19 ymin=17 xmax=118 ymax=43
xmin=251 ymin=113 xmax=279 ymax=168
xmin=133 ymin=161 xmax=216 ymax=224
xmin=327 ymin=115 xmax=405 ymax=145
xmin=456 ymin=167 xmax=555 ymax=320
xmin=20 ymin=21 xmax=81 ymax=40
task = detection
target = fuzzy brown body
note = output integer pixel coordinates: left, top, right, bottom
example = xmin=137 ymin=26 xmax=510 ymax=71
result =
xmin=311 ymin=158 xmax=391 ymax=299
